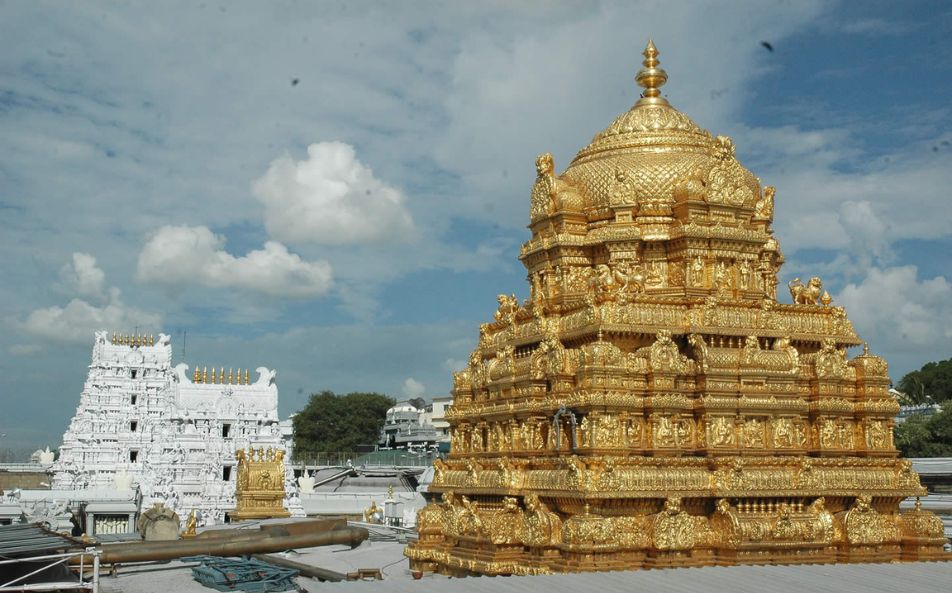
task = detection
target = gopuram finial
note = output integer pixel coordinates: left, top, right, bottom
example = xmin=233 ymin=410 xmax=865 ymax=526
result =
xmin=635 ymin=39 xmax=668 ymax=106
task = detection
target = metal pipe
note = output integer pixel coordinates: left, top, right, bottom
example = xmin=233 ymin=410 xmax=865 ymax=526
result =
xmin=195 ymin=517 xmax=346 ymax=539
xmin=310 ymin=468 xmax=357 ymax=489
xmin=92 ymin=549 xmax=100 ymax=593
xmin=0 ymin=555 xmax=71 ymax=589
xmin=78 ymin=527 xmax=367 ymax=565
xmin=251 ymin=553 xmax=347 ymax=582
xmin=193 ymin=528 xmax=290 ymax=541
xmin=263 ymin=518 xmax=347 ymax=537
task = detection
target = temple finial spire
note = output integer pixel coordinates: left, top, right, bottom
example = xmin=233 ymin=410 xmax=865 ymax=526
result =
xmin=636 ymin=39 xmax=669 ymax=106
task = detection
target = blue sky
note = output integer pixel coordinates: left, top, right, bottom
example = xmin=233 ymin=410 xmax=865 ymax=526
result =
xmin=1 ymin=1 xmax=950 ymax=452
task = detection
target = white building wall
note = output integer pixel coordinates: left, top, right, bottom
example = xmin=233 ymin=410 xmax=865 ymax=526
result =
xmin=51 ymin=331 xmax=301 ymax=524
xmin=431 ymin=397 xmax=453 ymax=440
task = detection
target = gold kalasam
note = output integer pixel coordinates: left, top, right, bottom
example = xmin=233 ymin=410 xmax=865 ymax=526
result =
xmin=406 ymin=41 xmax=948 ymax=575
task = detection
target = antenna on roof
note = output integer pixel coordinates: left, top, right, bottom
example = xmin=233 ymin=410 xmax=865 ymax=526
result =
xmin=182 ymin=329 xmax=187 ymax=362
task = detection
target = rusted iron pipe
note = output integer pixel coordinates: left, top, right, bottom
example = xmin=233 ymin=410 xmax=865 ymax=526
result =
xmin=195 ymin=517 xmax=346 ymax=539
xmin=84 ymin=527 xmax=367 ymax=564
xmin=252 ymin=553 xmax=347 ymax=582
xmin=193 ymin=528 xmax=288 ymax=540
xmin=264 ymin=518 xmax=347 ymax=537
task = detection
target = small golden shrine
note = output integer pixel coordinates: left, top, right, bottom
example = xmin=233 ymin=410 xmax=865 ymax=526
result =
xmin=407 ymin=42 xmax=948 ymax=575
xmin=230 ymin=447 xmax=290 ymax=521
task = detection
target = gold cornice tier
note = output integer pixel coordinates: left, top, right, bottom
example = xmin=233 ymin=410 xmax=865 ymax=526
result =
xmin=407 ymin=40 xmax=947 ymax=576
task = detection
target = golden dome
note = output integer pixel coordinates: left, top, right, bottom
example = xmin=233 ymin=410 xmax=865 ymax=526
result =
xmin=560 ymin=41 xmax=760 ymax=220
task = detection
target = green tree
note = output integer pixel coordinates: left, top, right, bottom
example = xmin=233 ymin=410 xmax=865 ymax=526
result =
xmin=894 ymin=403 xmax=952 ymax=458
xmin=292 ymin=391 xmax=394 ymax=455
xmin=895 ymin=414 xmax=934 ymax=457
xmin=897 ymin=358 xmax=952 ymax=404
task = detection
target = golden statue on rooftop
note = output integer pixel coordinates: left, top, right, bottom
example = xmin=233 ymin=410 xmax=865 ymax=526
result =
xmin=406 ymin=41 xmax=947 ymax=576
xmin=231 ymin=447 xmax=290 ymax=521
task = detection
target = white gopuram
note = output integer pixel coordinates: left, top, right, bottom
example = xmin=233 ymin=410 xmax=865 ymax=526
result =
xmin=51 ymin=330 xmax=302 ymax=525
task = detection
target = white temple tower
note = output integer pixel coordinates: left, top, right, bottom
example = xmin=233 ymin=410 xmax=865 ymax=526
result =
xmin=52 ymin=330 xmax=301 ymax=524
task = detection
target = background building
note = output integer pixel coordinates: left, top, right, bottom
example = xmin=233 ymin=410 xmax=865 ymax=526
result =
xmin=379 ymin=398 xmax=453 ymax=451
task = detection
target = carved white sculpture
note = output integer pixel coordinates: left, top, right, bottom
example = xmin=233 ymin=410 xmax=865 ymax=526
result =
xmin=114 ymin=472 xmax=134 ymax=491
xmin=18 ymin=498 xmax=69 ymax=529
xmin=255 ymin=367 xmax=277 ymax=386
xmin=52 ymin=331 xmax=302 ymax=524
xmin=297 ymin=475 xmax=316 ymax=494
xmin=37 ymin=447 xmax=55 ymax=465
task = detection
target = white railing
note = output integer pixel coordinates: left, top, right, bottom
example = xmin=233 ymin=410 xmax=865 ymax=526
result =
xmin=0 ymin=463 xmax=52 ymax=472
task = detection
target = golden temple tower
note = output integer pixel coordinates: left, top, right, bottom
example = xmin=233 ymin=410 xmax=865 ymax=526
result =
xmin=406 ymin=42 xmax=948 ymax=575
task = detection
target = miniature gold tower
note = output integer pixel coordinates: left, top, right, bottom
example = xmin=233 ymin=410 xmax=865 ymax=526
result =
xmin=230 ymin=447 xmax=290 ymax=521
xmin=406 ymin=41 xmax=947 ymax=575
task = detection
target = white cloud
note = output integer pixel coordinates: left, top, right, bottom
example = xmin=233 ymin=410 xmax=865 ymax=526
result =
xmin=22 ymin=288 xmax=161 ymax=344
xmin=837 ymin=266 xmax=952 ymax=372
xmin=136 ymin=225 xmax=333 ymax=298
xmin=443 ymin=358 xmax=467 ymax=372
xmin=59 ymin=252 xmax=106 ymax=301
xmin=21 ymin=134 xmax=99 ymax=160
xmin=252 ymin=142 xmax=415 ymax=246
xmin=841 ymin=18 xmax=915 ymax=35
xmin=8 ymin=344 xmax=42 ymax=356
xmin=20 ymin=253 xmax=162 ymax=344
xmin=738 ymin=126 xmax=952 ymax=258
xmin=837 ymin=200 xmax=893 ymax=267
xmin=433 ymin=2 xmax=828 ymax=227
xmin=402 ymin=377 xmax=426 ymax=398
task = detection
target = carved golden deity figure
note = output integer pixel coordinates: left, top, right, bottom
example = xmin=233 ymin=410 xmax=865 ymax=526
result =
xmin=406 ymin=41 xmax=947 ymax=576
